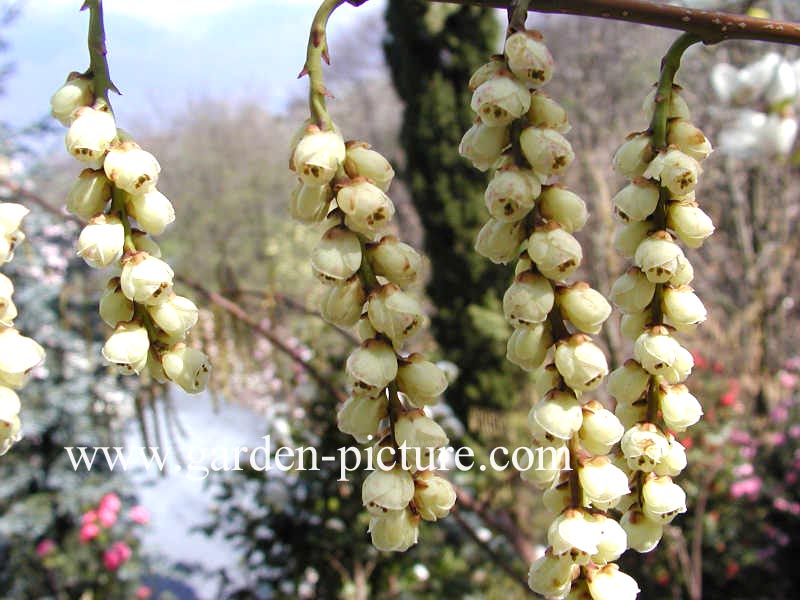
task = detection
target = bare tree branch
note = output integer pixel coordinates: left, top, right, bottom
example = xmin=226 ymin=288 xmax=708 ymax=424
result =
xmin=427 ymin=0 xmax=800 ymax=45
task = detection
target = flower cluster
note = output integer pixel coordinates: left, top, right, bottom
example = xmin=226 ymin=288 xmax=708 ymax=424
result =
xmin=607 ymin=81 xmax=713 ymax=556
xmin=711 ymin=52 xmax=800 ymax=157
xmin=460 ymin=27 xmax=641 ymax=599
xmin=0 ymin=202 xmax=46 ymax=455
xmin=50 ymin=73 xmax=210 ymax=393
xmin=289 ymin=126 xmax=455 ymax=552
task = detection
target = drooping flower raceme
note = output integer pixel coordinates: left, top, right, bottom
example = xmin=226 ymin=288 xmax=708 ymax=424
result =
xmin=0 ymin=203 xmax=46 ymax=455
xmin=460 ymin=25 xmax=636 ymax=598
xmin=50 ymin=35 xmax=210 ymax=394
xmin=607 ymin=68 xmax=713 ymax=564
xmin=290 ymin=124 xmax=454 ymax=550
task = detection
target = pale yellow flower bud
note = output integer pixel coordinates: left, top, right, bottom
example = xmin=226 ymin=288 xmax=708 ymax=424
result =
xmin=102 ymin=321 xmax=149 ymax=375
xmin=667 ymin=201 xmax=714 ymax=248
xmin=579 ymin=455 xmax=630 ymax=508
xmin=534 ymin=363 xmax=562 ymax=399
xmin=65 ymin=106 xmax=116 ymax=162
xmin=538 ymin=185 xmax=587 ymax=233
xmin=642 ymin=148 xmax=702 ymax=197
xmin=344 ymin=141 xmax=395 ymax=192
xmin=346 ymin=338 xmax=397 ymax=398
xmin=613 ymin=220 xmax=656 ymax=258
xmin=147 ymin=294 xmax=199 ymax=342
xmin=633 ymin=326 xmax=687 ymax=380
xmin=591 ymin=514 xmax=628 ymax=564
xmin=658 ymin=383 xmax=703 ymax=431
xmin=484 ymin=167 xmax=540 ymax=222
xmin=0 ymin=385 xmax=21 ymax=454
xmin=290 ymin=182 xmax=332 ymax=224
xmin=528 ymin=223 xmax=582 ymax=281
xmin=586 ymin=563 xmax=640 ymax=600
xmin=475 ymin=218 xmax=525 ymax=264
xmin=367 ymin=284 xmax=425 ymax=350
xmin=468 ymin=57 xmax=506 ymax=91
xmin=126 ymin=189 xmax=175 ymax=236
xmin=612 ymin=133 xmax=653 ymax=179
xmin=670 ymin=254 xmax=694 ymax=286
xmin=458 ymin=121 xmax=509 ymax=171
xmin=621 ymin=422 xmax=670 ymax=472
xmin=547 ymin=508 xmax=602 ymax=563
xmin=531 ymin=390 xmax=583 ymax=440
xmin=528 ymin=92 xmax=571 ymax=133
xmin=161 ymin=344 xmax=211 ymax=394
xmin=120 ymin=252 xmax=174 ymax=305
xmin=471 ymin=73 xmax=531 ymax=126
xmin=654 ymin=434 xmax=687 ymax=477
xmin=520 ymin=127 xmax=574 ymax=179
xmin=104 ymin=142 xmax=160 ymax=195
xmin=368 ymin=508 xmax=419 ymax=552
xmin=661 ymin=285 xmax=707 ymax=331
xmin=610 ymin=267 xmax=655 ymax=314
xmin=641 ymin=475 xmax=687 ymax=523
xmin=634 ymin=231 xmax=685 ymax=283
xmin=336 ymin=178 xmax=395 ymax=238
xmin=503 ymin=271 xmax=554 ymax=328
xmin=607 ymin=360 xmax=650 ymax=403
xmin=620 ymin=311 xmax=650 ymax=341
xmin=396 ymin=353 xmax=448 ymax=407
xmin=580 ymin=400 xmax=625 ymax=456
xmin=667 ymin=119 xmax=713 ymax=162
xmin=311 ymin=225 xmax=362 ymax=285
xmin=366 ymin=236 xmax=422 ymax=289
xmin=612 ymin=179 xmax=659 ymax=222
xmin=615 ymin=399 xmax=648 ymax=430
xmin=554 ymin=334 xmax=608 ymax=392
xmin=131 ymin=230 xmax=161 ymax=257
xmin=320 ymin=275 xmax=366 ymax=328
xmin=557 ymin=282 xmax=612 ymax=335
xmin=76 ymin=214 xmax=125 ymax=269
xmin=66 ymin=169 xmax=111 ymax=220
xmin=527 ymin=551 xmax=576 ymax=599
xmin=620 ymin=509 xmax=664 ymax=553
xmin=337 ymin=395 xmax=387 ymax=443
xmin=413 ymin=471 xmax=456 ymax=521
xmin=506 ymin=323 xmax=553 ymax=371
xmin=504 ymin=30 xmax=554 ymax=87
xmin=362 ymin=465 xmax=415 ymax=515
xmin=50 ymin=73 xmax=94 ymax=126
xmin=543 ymin=480 xmax=571 ymax=514
xmin=520 ymin=445 xmax=569 ymax=488
xmin=291 ymin=126 xmax=346 ymax=186
xmin=355 ymin=315 xmax=377 ymax=343
xmin=394 ymin=411 xmax=448 ymax=469
xmin=0 ymin=328 xmax=45 ymax=388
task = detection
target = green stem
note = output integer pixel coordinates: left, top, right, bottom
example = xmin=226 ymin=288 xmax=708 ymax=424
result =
xmin=303 ymin=0 xmax=350 ymax=130
xmin=507 ymin=0 xmax=532 ymax=33
xmin=649 ymin=32 xmax=701 ymax=150
xmin=568 ymin=434 xmax=583 ymax=508
xmin=83 ymin=0 xmax=119 ymax=109
xmin=110 ymin=188 xmax=135 ymax=253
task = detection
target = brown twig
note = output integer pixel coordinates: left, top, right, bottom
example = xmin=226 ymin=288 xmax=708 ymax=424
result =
xmin=427 ymin=0 xmax=800 ymax=46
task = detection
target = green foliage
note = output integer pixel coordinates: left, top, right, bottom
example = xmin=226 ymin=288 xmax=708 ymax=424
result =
xmin=384 ymin=1 xmax=525 ymax=425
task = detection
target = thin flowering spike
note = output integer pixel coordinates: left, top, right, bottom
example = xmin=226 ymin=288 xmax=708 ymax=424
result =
xmin=606 ymin=33 xmax=710 ymax=583
xmin=50 ymin=1 xmax=210 ymax=394
xmin=0 ymin=203 xmax=45 ymax=455
xmin=460 ymin=17 xmax=635 ymax=598
xmin=293 ymin=0 xmax=454 ymax=554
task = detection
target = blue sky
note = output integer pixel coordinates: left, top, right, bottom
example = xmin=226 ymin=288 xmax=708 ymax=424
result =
xmin=0 ymin=0 xmax=386 ymax=130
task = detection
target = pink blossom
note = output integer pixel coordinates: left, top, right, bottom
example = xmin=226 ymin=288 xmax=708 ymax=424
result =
xmin=729 ymin=429 xmax=753 ymax=446
xmin=36 ymin=539 xmax=56 ymax=557
xmin=789 ymin=425 xmax=800 ymax=440
xmin=129 ymin=505 xmax=151 ymax=525
xmin=135 ymin=587 xmax=152 ymax=599
xmin=98 ymin=493 xmax=121 ymax=514
xmin=102 ymin=541 xmax=132 ymax=571
xmin=732 ymin=463 xmax=754 ymax=478
xmin=779 ymin=371 xmax=798 ymax=389
xmin=79 ymin=522 xmax=100 ymax=544
xmin=773 ymin=497 xmax=800 ymax=516
xmin=97 ymin=507 xmax=117 ymax=528
xmin=81 ymin=510 xmax=98 ymax=525
xmin=730 ymin=476 xmax=762 ymax=500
